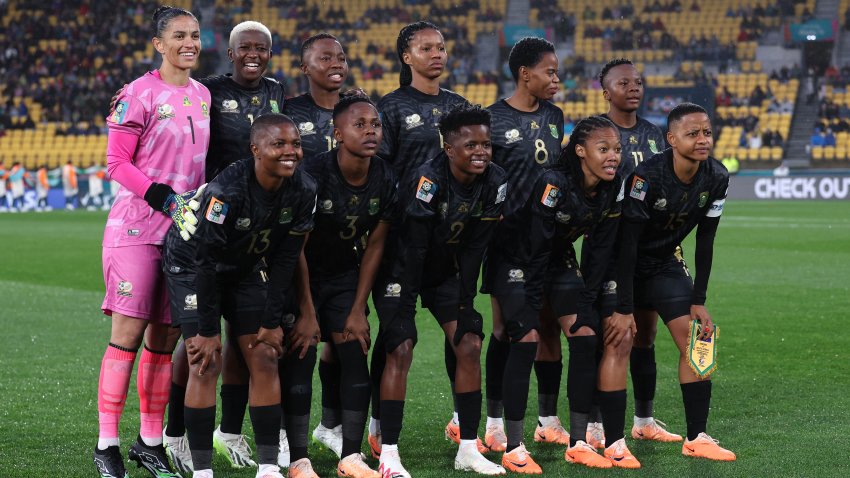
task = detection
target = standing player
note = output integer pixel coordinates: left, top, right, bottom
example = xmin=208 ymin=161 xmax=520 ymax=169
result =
xmin=488 ymin=116 xmax=623 ymax=474
xmin=283 ymin=32 xmax=350 ymax=458
xmin=154 ymin=20 xmax=289 ymax=474
xmin=608 ymin=102 xmax=735 ymax=463
xmin=584 ymin=58 xmax=679 ymax=450
xmin=480 ymin=37 xmax=565 ymax=453
xmin=165 ymin=113 xmax=316 ymax=478
xmin=370 ymin=20 xmax=472 ymax=457
xmin=93 ymin=6 xmax=209 ymax=478
xmin=36 ymin=163 xmax=51 ymax=211
xmin=374 ymin=105 xmax=507 ymax=477
xmin=301 ymin=93 xmax=395 ymax=478
xmin=62 ymin=159 xmax=78 ymax=210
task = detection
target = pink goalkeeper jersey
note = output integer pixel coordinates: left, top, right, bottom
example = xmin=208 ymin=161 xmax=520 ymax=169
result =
xmin=104 ymin=70 xmax=211 ymax=247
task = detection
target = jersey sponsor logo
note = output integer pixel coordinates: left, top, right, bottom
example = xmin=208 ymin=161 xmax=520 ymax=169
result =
xmin=496 ymin=182 xmax=507 ymax=204
xmin=111 ymin=101 xmax=128 ymax=124
xmin=555 ymin=211 xmax=571 ymax=224
xmin=235 ymin=217 xmax=251 ymax=230
xmin=404 ymin=113 xmax=424 ymax=130
xmin=279 ymin=207 xmax=293 ymax=224
xmin=549 ymin=124 xmax=559 ymax=138
xmin=222 ymin=99 xmax=239 ymax=113
xmin=530 ymin=120 xmax=540 ymax=129
xmin=201 ymin=101 xmax=209 ymax=117
xmin=117 ymin=280 xmax=133 ymax=297
xmin=369 ymin=197 xmax=380 ymax=215
xmin=629 ymin=176 xmax=647 ymax=201
xmin=653 ymin=198 xmax=667 ymax=210
xmin=706 ymin=198 xmax=725 ymax=217
xmin=698 ymin=191 xmax=709 ymax=208
xmin=505 ymin=128 xmax=522 ymax=144
xmin=507 ymin=269 xmax=525 ymax=283
xmin=156 ymin=104 xmax=175 ymax=120
xmin=648 ymin=139 xmax=660 ymax=154
xmin=127 ymin=229 xmax=140 ymax=236
xmin=182 ymin=96 xmax=192 ymax=106
xmin=251 ymin=96 xmax=260 ymax=105
xmin=540 ymin=183 xmax=560 ymax=207
xmin=385 ymin=282 xmax=401 ymax=297
xmin=184 ymin=294 xmax=197 ymax=311
xmin=457 ymin=202 xmax=469 ymax=213
xmin=319 ymin=199 xmax=334 ymax=213
xmin=415 ymin=176 xmax=436 ymax=203
xmin=298 ymin=121 xmax=316 ymax=136
xmin=270 ymin=100 xmax=280 ymax=113
xmin=205 ymin=197 xmax=228 ymax=224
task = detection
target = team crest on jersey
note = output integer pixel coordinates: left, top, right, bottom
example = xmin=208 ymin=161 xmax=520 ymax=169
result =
xmin=415 ymin=176 xmax=436 ymax=203
xmin=385 ymin=282 xmax=401 ymax=297
xmin=222 ymin=99 xmax=239 ymax=113
xmin=270 ymin=100 xmax=280 ymax=113
xmin=698 ymin=191 xmax=709 ymax=208
xmin=629 ymin=135 xmax=638 ymax=144
xmin=541 ymin=183 xmax=560 ymax=207
xmin=653 ymin=198 xmax=667 ymax=210
xmin=549 ymin=124 xmax=559 ymax=138
xmin=496 ymin=183 xmax=507 ymax=204
xmin=156 ymin=104 xmax=175 ymax=120
xmin=298 ymin=122 xmax=316 ymax=136
xmin=507 ymin=269 xmax=525 ymax=283
xmin=117 ymin=280 xmax=133 ymax=297
xmin=629 ymin=176 xmax=647 ymax=201
xmin=319 ymin=199 xmax=334 ymax=213
xmin=182 ymin=96 xmax=192 ymax=106
xmin=648 ymin=139 xmax=660 ymax=154
xmin=405 ymin=113 xmax=424 ymax=130
xmin=530 ymin=120 xmax=540 ymax=129
xmin=201 ymin=101 xmax=209 ymax=117
xmin=279 ymin=207 xmax=293 ymax=224
xmin=555 ymin=211 xmax=571 ymax=224
xmin=505 ymin=129 xmax=522 ymax=144
xmin=471 ymin=200 xmax=483 ymax=217
xmin=235 ymin=217 xmax=251 ymax=230
xmin=184 ymin=294 xmax=197 ymax=311
xmin=251 ymin=96 xmax=260 ymax=105
xmin=112 ymin=101 xmax=128 ymax=124
xmin=206 ymin=197 xmax=228 ymax=224
xmin=369 ymin=198 xmax=380 ymax=215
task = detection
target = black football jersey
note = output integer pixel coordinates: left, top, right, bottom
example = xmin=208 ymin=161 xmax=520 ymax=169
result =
xmin=377 ymin=86 xmax=469 ymax=182
xmin=488 ymin=99 xmax=564 ymax=211
xmin=302 ymin=149 xmax=398 ymax=279
xmin=164 ymin=158 xmax=317 ymax=329
xmin=604 ymin=114 xmax=665 ymax=178
xmin=201 ymin=75 xmax=286 ymax=181
xmin=283 ymin=93 xmax=335 ymax=160
xmin=622 ymin=149 xmax=729 ymax=258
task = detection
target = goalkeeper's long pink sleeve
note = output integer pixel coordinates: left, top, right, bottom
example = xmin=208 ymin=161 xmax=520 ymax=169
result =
xmin=106 ymin=129 xmax=152 ymax=199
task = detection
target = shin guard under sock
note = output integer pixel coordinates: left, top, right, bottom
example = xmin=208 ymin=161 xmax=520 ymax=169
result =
xmin=566 ymin=336 xmax=597 ymax=446
xmin=138 ymin=346 xmax=172 ymax=446
xmin=185 ymin=406 xmax=216 ymax=470
xmin=456 ymin=390 xmax=482 ymax=440
xmin=379 ymin=400 xmax=405 ymax=446
xmin=98 ymin=344 xmax=137 ymax=445
xmin=681 ymin=381 xmax=712 ymax=440
xmin=219 ymin=383 xmax=249 ymax=435
xmin=337 ymin=341 xmax=372 ymax=457
xmin=534 ymin=360 xmax=562 ymax=418
xmin=485 ymin=334 xmax=510 ymax=418
xmin=370 ymin=331 xmax=386 ymax=420
xmin=598 ymin=390 xmax=627 ymax=446
xmin=165 ymin=382 xmax=186 ymax=437
xmin=502 ymin=341 xmax=537 ymax=449
xmin=250 ymin=405 xmax=282 ymax=465
xmin=318 ymin=356 xmax=342 ymax=428
xmin=631 ymin=346 xmax=657 ymax=418
xmin=281 ymin=345 xmax=316 ymax=461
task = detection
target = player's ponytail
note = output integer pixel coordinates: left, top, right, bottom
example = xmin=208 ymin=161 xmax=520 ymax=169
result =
xmin=152 ymin=5 xmax=196 ymax=39
xmin=396 ymin=21 xmax=440 ymax=87
xmin=560 ymin=115 xmax=618 ymax=185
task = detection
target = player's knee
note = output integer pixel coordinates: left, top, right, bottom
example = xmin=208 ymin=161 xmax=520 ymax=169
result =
xmin=387 ymin=339 xmax=415 ymax=370
xmin=455 ymin=334 xmax=482 ymax=364
xmin=248 ymin=344 xmax=279 ymax=375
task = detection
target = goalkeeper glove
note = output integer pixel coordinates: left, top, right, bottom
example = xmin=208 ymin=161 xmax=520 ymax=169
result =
xmin=144 ymin=182 xmax=207 ymax=240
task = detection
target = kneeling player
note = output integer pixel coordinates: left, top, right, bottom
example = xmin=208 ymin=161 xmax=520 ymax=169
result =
xmin=164 ymin=114 xmax=316 ymax=478
xmin=609 ymin=102 xmax=735 ymax=462
xmin=373 ymin=105 xmax=507 ymax=477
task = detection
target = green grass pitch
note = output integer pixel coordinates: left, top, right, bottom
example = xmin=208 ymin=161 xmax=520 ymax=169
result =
xmin=1 ymin=200 xmax=849 ymax=477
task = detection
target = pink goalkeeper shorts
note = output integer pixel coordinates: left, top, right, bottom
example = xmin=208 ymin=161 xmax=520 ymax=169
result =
xmin=101 ymin=244 xmax=170 ymax=323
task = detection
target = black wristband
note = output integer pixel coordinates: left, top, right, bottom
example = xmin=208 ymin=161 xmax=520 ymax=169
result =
xmin=143 ymin=182 xmax=174 ymax=212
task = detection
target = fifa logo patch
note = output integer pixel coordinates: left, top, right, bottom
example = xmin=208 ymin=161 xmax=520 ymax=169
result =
xmin=112 ymin=101 xmax=128 ymax=124
xmin=540 ymin=183 xmax=560 ymax=207
xmin=206 ymin=197 xmax=228 ymax=224
xmin=507 ymin=269 xmax=525 ymax=283
xmin=156 ymin=104 xmax=175 ymax=120
xmin=416 ymin=176 xmax=437 ymax=203
xmin=505 ymin=129 xmax=522 ymax=144
xmin=629 ymin=176 xmax=647 ymax=201
xmin=404 ymin=113 xmax=424 ymax=130
xmin=184 ymin=294 xmax=197 ymax=311
xmin=496 ymin=183 xmax=507 ymax=204
xmin=385 ymin=283 xmax=401 ymax=297
xmin=117 ymin=280 xmax=133 ymax=297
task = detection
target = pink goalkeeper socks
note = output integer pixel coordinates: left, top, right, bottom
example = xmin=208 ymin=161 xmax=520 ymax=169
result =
xmin=138 ymin=347 xmax=172 ymax=446
xmin=98 ymin=345 xmax=137 ymax=443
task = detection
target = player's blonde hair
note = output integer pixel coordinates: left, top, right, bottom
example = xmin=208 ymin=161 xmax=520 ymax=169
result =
xmin=229 ymin=21 xmax=272 ymax=49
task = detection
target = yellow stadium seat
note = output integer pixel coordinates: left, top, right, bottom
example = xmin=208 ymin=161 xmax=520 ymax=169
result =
xmin=811 ymin=147 xmax=824 ymax=160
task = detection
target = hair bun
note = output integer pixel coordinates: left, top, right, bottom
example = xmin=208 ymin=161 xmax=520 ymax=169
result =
xmin=153 ymin=5 xmax=174 ymax=22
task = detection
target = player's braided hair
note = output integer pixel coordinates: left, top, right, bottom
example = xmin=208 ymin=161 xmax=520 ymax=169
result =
xmin=396 ymin=21 xmax=441 ymax=87
xmin=301 ymin=32 xmax=339 ymax=63
xmin=508 ymin=37 xmax=555 ymax=82
xmin=249 ymin=113 xmax=296 ymax=144
xmin=559 ymin=115 xmax=618 ymax=183
xmin=598 ymin=58 xmax=634 ymax=87
xmin=438 ymin=104 xmax=490 ymax=141
xmin=667 ymin=102 xmax=708 ymax=127
xmin=332 ymin=89 xmax=375 ymax=121
xmin=152 ymin=5 xmax=196 ymax=39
